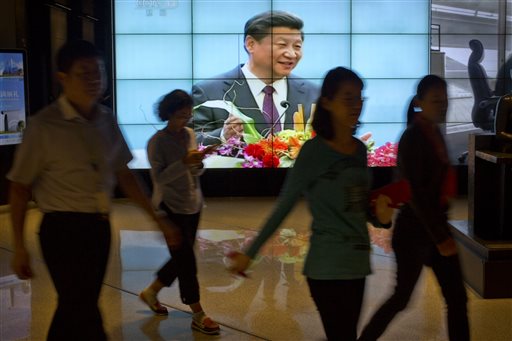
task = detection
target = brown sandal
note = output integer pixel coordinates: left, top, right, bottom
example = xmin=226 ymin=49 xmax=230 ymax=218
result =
xmin=139 ymin=290 xmax=168 ymax=316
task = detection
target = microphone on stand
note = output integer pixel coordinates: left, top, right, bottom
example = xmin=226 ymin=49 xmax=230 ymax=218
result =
xmin=267 ymin=100 xmax=291 ymax=136
xmin=280 ymin=100 xmax=290 ymax=109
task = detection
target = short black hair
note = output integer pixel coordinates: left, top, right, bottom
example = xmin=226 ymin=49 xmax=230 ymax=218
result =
xmin=244 ymin=10 xmax=304 ymax=42
xmin=56 ymin=40 xmax=103 ymax=73
xmin=312 ymin=67 xmax=364 ymax=140
xmin=156 ymin=89 xmax=193 ymax=121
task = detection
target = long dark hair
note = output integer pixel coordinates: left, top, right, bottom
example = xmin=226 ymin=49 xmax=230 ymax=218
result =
xmin=312 ymin=67 xmax=364 ymax=140
xmin=406 ymin=75 xmax=447 ymax=125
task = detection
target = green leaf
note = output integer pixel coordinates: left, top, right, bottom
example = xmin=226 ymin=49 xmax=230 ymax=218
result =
xmin=279 ymin=156 xmax=295 ymax=168
xmin=194 ymin=100 xmax=263 ymax=142
xmin=243 ymin=133 xmax=261 ymax=144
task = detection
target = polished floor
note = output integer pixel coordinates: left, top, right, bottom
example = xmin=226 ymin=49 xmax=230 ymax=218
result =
xmin=0 ymin=197 xmax=511 ymax=341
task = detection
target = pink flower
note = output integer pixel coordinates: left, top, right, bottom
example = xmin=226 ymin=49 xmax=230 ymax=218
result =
xmin=241 ymin=156 xmax=263 ymax=168
xmin=368 ymin=142 xmax=398 ymax=167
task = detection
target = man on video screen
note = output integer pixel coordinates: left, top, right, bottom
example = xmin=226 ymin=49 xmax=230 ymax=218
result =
xmin=192 ymin=10 xmax=319 ymax=145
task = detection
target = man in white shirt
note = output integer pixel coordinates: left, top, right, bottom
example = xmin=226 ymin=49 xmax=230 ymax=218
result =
xmin=192 ymin=10 xmax=319 ymax=145
xmin=8 ymin=40 xmax=179 ymax=341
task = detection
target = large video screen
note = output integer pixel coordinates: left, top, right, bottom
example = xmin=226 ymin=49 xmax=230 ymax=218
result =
xmin=0 ymin=49 xmax=28 ymax=146
xmin=113 ymin=0 xmax=429 ymax=168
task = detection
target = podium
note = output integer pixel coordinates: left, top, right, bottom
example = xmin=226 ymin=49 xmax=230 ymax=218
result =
xmin=450 ymin=133 xmax=512 ymax=298
xmin=469 ymin=134 xmax=512 ymax=239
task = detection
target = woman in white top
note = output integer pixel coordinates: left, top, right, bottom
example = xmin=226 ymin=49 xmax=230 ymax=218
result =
xmin=139 ymin=89 xmax=220 ymax=335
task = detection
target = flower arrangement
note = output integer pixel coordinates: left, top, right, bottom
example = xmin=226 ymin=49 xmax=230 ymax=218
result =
xmin=200 ymin=129 xmax=314 ymax=168
xmin=196 ymin=100 xmax=398 ymax=167
xmin=196 ymin=100 xmax=314 ymax=168
xmin=241 ymin=129 xmax=313 ymax=168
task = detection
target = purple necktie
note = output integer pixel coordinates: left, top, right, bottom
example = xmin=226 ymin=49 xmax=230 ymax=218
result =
xmin=262 ymin=85 xmax=281 ymax=133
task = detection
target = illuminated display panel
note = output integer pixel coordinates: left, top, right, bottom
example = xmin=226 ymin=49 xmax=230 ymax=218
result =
xmin=113 ymin=0 xmax=429 ymax=168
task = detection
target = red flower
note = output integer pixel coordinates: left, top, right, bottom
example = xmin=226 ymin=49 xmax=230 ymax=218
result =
xmin=244 ymin=143 xmax=265 ymax=159
xmin=263 ymin=154 xmax=280 ymax=168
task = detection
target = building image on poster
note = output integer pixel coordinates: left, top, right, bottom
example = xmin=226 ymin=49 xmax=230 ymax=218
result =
xmin=0 ymin=50 xmax=27 ymax=146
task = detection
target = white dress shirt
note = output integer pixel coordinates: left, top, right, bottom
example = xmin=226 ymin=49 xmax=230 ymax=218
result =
xmin=241 ymin=63 xmax=288 ymax=130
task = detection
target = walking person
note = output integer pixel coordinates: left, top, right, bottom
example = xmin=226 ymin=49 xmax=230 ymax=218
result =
xmin=8 ymin=40 xmax=180 ymax=341
xmin=358 ymin=75 xmax=470 ymax=341
xmin=139 ymin=89 xmax=220 ymax=335
xmin=228 ymin=67 xmax=391 ymax=340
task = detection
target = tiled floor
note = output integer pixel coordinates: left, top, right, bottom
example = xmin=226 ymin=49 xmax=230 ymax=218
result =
xmin=1 ymin=197 xmax=511 ymax=341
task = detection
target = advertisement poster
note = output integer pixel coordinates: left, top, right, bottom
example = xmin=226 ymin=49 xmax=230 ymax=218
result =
xmin=0 ymin=51 xmax=27 ymax=146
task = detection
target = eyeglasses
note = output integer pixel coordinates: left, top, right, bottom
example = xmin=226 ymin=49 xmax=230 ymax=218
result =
xmin=340 ymin=96 xmax=367 ymax=106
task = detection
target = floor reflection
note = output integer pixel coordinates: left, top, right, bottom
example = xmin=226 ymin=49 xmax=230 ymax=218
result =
xmin=1 ymin=198 xmax=511 ymax=340
xmin=0 ymin=275 xmax=31 ymax=341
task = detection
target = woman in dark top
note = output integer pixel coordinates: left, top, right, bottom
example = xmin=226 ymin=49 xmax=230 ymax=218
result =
xmin=358 ymin=75 xmax=470 ymax=341
xmin=228 ymin=67 xmax=390 ymax=341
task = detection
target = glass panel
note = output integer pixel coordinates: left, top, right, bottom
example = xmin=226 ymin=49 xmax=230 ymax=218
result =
xmin=352 ymin=34 xmax=429 ymax=79
xmin=293 ymin=34 xmax=351 ymax=79
xmin=362 ymin=79 xmax=418 ymax=124
xmin=353 ymin=0 xmax=429 ymax=34
xmin=273 ymin=0 xmax=350 ymax=33
xmin=114 ymin=0 xmax=192 ymax=34
xmin=432 ymin=1 xmax=500 ymax=34
xmin=116 ymin=79 xmax=193 ymax=124
xmin=192 ymin=34 xmax=245 ymax=79
xmin=115 ymin=35 xmax=192 ymax=79
xmin=193 ymin=0 xmax=270 ymax=33
xmin=120 ymin=124 xmax=165 ymax=169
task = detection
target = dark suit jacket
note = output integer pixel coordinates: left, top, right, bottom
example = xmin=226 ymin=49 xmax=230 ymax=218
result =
xmin=191 ymin=65 xmax=319 ymax=145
